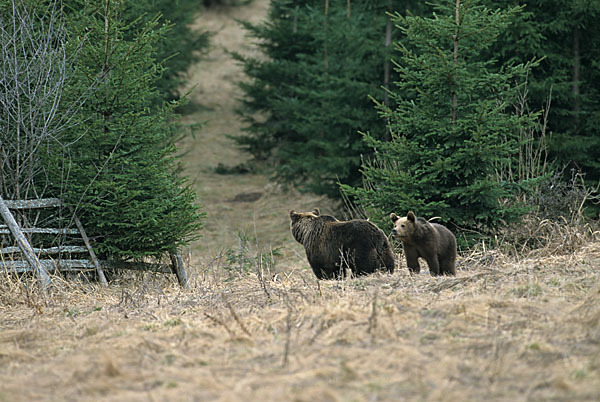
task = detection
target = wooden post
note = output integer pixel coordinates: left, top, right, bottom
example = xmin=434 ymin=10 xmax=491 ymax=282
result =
xmin=73 ymin=214 xmax=108 ymax=286
xmin=0 ymin=195 xmax=50 ymax=291
xmin=169 ymin=251 xmax=189 ymax=289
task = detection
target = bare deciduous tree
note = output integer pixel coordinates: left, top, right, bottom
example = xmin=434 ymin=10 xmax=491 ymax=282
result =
xmin=0 ymin=0 xmax=86 ymax=200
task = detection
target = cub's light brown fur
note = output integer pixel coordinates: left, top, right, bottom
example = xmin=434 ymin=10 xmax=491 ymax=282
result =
xmin=390 ymin=211 xmax=456 ymax=276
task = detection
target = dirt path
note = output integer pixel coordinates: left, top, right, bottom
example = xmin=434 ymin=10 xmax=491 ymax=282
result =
xmin=179 ymin=0 xmax=330 ymax=262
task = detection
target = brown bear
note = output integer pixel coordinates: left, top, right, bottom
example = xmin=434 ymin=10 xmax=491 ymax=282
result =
xmin=290 ymin=208 xmax=395 ymax=279
xmin=390 ymin=211 xmax=456 ymax=276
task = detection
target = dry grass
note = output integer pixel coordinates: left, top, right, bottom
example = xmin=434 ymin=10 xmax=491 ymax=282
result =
xmin=1 ymin=241 xmax=600 ymax=401
xmin=2 ymin=2 xmax=600 ymax=401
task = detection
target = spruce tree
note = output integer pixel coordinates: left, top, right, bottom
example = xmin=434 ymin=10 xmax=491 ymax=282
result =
xmin=342 ymin=0 xmax=539 ymax=236
xmin=51 ymin=0 xmax=204 ymax=259
xmin=483 ymin=0 xmax=600 ymax=187
xmin=235 ymin=1 xmax=426 ymax=198
xmin=122 ymin=0 xmax=210 ymax=103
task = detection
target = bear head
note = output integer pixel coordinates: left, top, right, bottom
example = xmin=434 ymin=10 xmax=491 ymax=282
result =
xmin=290 ymin=208 xmax=321 ymax=224
xmin=390 ymin=211 xmax=417 ymax=240
xmin=290 ymin=208 xmax=322 ymax=244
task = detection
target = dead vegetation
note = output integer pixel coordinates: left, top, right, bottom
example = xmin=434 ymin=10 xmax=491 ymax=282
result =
xmin=1 ymin=231 xmax=599 ymax=401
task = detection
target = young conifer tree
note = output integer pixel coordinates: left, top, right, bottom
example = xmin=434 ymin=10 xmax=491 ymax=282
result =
xmin=52 ymin=0 xmax=204 ymax=259
xmin=481 ymin=0 xmax=600 ymax=190
xmin=122 ymin=0 xmax=210 ymax=103
xmin=235 ymin=1 xmax=421 ymax=198
xmin=342 ymin=0 xmax=539 ymax=236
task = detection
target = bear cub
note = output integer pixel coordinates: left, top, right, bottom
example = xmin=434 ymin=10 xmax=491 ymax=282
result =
xmin=390 ymin=211 xmax=456 ymax=276
xmin=290 ymin=208 xmax=395 ymax=279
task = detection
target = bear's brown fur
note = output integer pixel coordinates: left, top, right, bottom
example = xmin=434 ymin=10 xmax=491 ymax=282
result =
xmin=290 ymin=208 xmax=395 ymax=279
xmin=390 ymin=211 xmax=456 ymax=276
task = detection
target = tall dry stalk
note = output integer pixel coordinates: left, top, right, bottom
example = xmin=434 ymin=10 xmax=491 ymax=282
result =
xmin=282 ymin=303 xmax=293 ymax=367
xmin=495 ymin=78 xmax=551 ymax=186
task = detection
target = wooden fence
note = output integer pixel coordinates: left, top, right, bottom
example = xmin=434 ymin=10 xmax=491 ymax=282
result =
xmin=0 ymin=197 xmax=189 ymax=289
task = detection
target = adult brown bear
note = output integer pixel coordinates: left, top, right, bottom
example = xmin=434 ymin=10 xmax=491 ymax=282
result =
xmin=290 ymin=209 xmax=395 ymax=279
xmin=390 ymin=211 xmax=456 ymax=276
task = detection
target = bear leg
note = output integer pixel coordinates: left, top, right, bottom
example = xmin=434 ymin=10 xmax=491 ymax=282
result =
xmin=440 ymin=256 xmax=456 ymax=276
xmin=404 ymin=247 xmax=421 ymax=274
xmin=382 ymin=250 xmax=395 ymax=274
xmin=426 ymin=255 xmax=441 ymax=276
xmin=312 ymin=265 xmax=336 ymax=280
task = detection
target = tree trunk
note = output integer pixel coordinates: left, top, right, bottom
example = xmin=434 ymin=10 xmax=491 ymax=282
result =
xmin=383 ymin=0 xmax=392 ymax=108
xmin=572 ymin=25 xmax=580 ymax=129
xmin=324 ymin=0 xmax=329 ymax=70
xmin=451 ymin=0 xmax=460 ymax=125
xmin=103 ymin=0 xmax=112 ymax=135
xmin=103 ymin=0 xmax=110 ymax=74
xmin=293 ymin=1 xmax=298 ymax=34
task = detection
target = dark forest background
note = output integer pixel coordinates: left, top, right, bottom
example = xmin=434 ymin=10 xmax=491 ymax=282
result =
xmin=235 ymin=0 xmax=600 ymax=241
xmin=1 ymin=0 xmax=598 ymax=257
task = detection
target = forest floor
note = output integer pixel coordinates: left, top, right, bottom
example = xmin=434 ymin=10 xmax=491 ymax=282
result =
xmin=1 ymin=1 xmax=600 ymax=401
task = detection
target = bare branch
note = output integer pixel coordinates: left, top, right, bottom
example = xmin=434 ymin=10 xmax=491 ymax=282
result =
xmin=0 ymin=0 xmax=89 ymax=199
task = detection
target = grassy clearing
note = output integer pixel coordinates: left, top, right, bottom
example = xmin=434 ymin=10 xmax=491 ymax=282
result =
xmin=2 ymin=1 xmax=599 ymax=401
xmin=1 ymin=239 xmax=599 ymax=401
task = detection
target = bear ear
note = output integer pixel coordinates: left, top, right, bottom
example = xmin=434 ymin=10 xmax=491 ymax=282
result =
xmin=390 ymin=213 xmax=399 ymax=222
xmin=407 ymin=211 xmax=416 ymax=222
xmin=312 ymin=208 xmax=320 ymax=216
